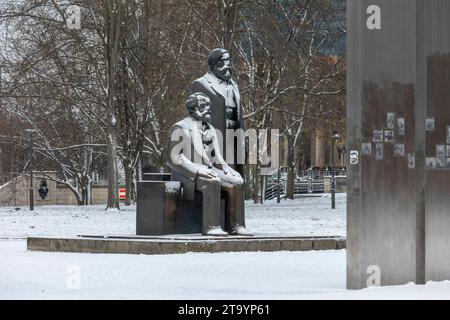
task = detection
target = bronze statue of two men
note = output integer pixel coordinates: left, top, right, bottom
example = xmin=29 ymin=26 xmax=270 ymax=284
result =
xmin=168 ymin=48 xmax=251 ymax=237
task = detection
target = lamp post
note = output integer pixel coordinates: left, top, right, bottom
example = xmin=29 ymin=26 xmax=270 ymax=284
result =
xmin=331 ymin=131 xmax=341 ymax=209
xmin=276 ymin=133 xmax=285 ymax=204
xmin=25 ymin=129 xmax=37 ymax=211
xmin=277 ymin=166 xmax=281 ymax=204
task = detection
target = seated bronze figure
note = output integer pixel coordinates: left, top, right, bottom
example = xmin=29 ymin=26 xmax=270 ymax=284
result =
xmin=167 ymin=93 xmax=251 ymax=236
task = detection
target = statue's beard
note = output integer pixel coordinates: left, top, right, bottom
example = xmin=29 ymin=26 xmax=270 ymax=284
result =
xmin=193 ymin=109 xmax=212 ymax=123
xmin=214 ymin=66 xmax=232 ymax=81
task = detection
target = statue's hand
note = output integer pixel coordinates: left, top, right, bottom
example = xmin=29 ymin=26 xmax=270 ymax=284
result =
xmin=197 ymin=168 xmax=219 ymax=180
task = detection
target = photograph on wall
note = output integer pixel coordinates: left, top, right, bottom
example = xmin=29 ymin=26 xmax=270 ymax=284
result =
xmin=426 ymin=157 xmax=437 ymax=169
xmin=384 ymin=130 xmax=395 ymax=143
xmin=437 ymin=157 xmax=446 ymax=169
xmin=350 ymin=150 xmax=359 ymax=165
xmin=361 ymin=143 xmax=372 ymax=156
xmin=408 ymin=153 xmax=416 ymax=169
xmin=447 ymin=126 xmax=450 ymax=144
xmin=397 ymin=118 xmax=405 ymax=136
xmin=437 ymin=145 xmax=446 ymax=157
xmin=394 ymin=144 xmax=405 ymax=157
xmin=372 ymin=130 xmax=384 ymax=143
xmin=387 ymin=112 xmax=395 ymax=129
xmin=375 ymin=143 xmax=383 ymax=161
xmin=426 ymin=117 xmax=435 ymax=131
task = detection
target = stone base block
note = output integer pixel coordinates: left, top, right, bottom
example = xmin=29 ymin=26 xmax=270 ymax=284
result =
xmin=27 ymin=235 xmax=346 ymax=255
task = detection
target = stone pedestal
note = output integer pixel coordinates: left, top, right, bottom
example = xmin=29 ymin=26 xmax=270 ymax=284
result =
xmin=347 ymin=0 xmax=450 ymax=289
xmin=136 ymin=178 xmax=225 ymax=235
xmin=136 ymin=181 xmax=182 ymax=235
xmin=27 ymin=235 xmax=346 ymax=255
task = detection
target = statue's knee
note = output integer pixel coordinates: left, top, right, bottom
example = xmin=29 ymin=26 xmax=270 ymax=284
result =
xmin=207 ymin=178 xmax=221 ymax=191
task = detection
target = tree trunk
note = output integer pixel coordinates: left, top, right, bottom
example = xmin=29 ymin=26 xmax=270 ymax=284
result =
xmin=124 ymin=164 xmax=132 ymax=206
xmin=80 ymin=187 xmax=87 ymax=206
xmin=106 ymin=127 xmax=120 ymax=209
xmin=286 ymin=135 xmax=295 ymax=200
xmin=87 ymin=179 xmax=92 ymax=205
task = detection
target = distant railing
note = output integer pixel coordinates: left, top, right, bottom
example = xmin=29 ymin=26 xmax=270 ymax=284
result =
xmin=263 ymin=167 xmax=346 ymax=200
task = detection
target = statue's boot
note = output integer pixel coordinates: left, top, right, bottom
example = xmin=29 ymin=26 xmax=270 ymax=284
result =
xmin=197 ymin=177 xmax=227 ymax=236
xmin=223 ymin=184 xmax=253 ymax=236
xmin=206 ymin=226 xmax=228 ymax=237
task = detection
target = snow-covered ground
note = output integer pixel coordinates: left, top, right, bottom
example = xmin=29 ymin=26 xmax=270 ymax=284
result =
xmin=1 ymin=241 xmax=450 ymax=299
xmin=0 ymin=194 xmax=347 ymax=239
xmin=1 ymin=193 xmax=450 ymax=299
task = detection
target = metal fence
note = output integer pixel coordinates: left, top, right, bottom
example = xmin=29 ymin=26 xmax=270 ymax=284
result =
xmin=263 ymin=167 xmax=346 ymax=201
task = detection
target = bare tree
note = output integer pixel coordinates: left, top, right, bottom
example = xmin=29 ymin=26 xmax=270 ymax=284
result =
xmin=0 ymin=0 xmax=346 ymax=206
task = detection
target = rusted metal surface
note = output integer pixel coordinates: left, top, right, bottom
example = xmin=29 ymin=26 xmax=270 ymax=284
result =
xmin=347 ymin=0 xmax=418 ymax=289
xmin=424 ymin=53 xmax=450 ymax=281
xmin=348 ymin=0 xmax=450 ymax=289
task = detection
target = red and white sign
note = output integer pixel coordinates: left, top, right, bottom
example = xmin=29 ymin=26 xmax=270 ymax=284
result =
xmin=119 ymin=188 xmax=126 ymax=200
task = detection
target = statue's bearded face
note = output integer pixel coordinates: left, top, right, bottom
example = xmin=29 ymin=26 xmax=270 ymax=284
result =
xmin=212 ymin=52 xmax=232 ymax=81
xmin=192 ymin=96 xmax=212 ymax=123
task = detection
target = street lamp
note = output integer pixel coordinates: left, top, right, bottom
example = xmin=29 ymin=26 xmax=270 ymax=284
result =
xmin=276 ymin=133 xmax=285 ymax=204
xmin=331 ymin=131 xmax=341 ymax=209
xmin=25 ymin=129 xmax=37 ymax=211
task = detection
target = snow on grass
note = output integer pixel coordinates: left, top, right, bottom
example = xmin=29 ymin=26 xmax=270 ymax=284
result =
xmin=0 ymin=240 xmax=344 ymax=299
xmin=0 ymin=204 xmax=136 ymax=238
xmin=0 ymin=193 xmax=346 ymax=238
xmin=2 ymin=193 xmax=450 ymax=299
xmin=246 ymin=194 xmax=346 ymax=237
xmin=1 ymin=240 xmax=450 ymax=299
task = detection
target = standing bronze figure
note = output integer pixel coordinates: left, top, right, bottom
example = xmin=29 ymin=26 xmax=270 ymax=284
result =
xmin=190 ymin=48 xmax=244 ymax=173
